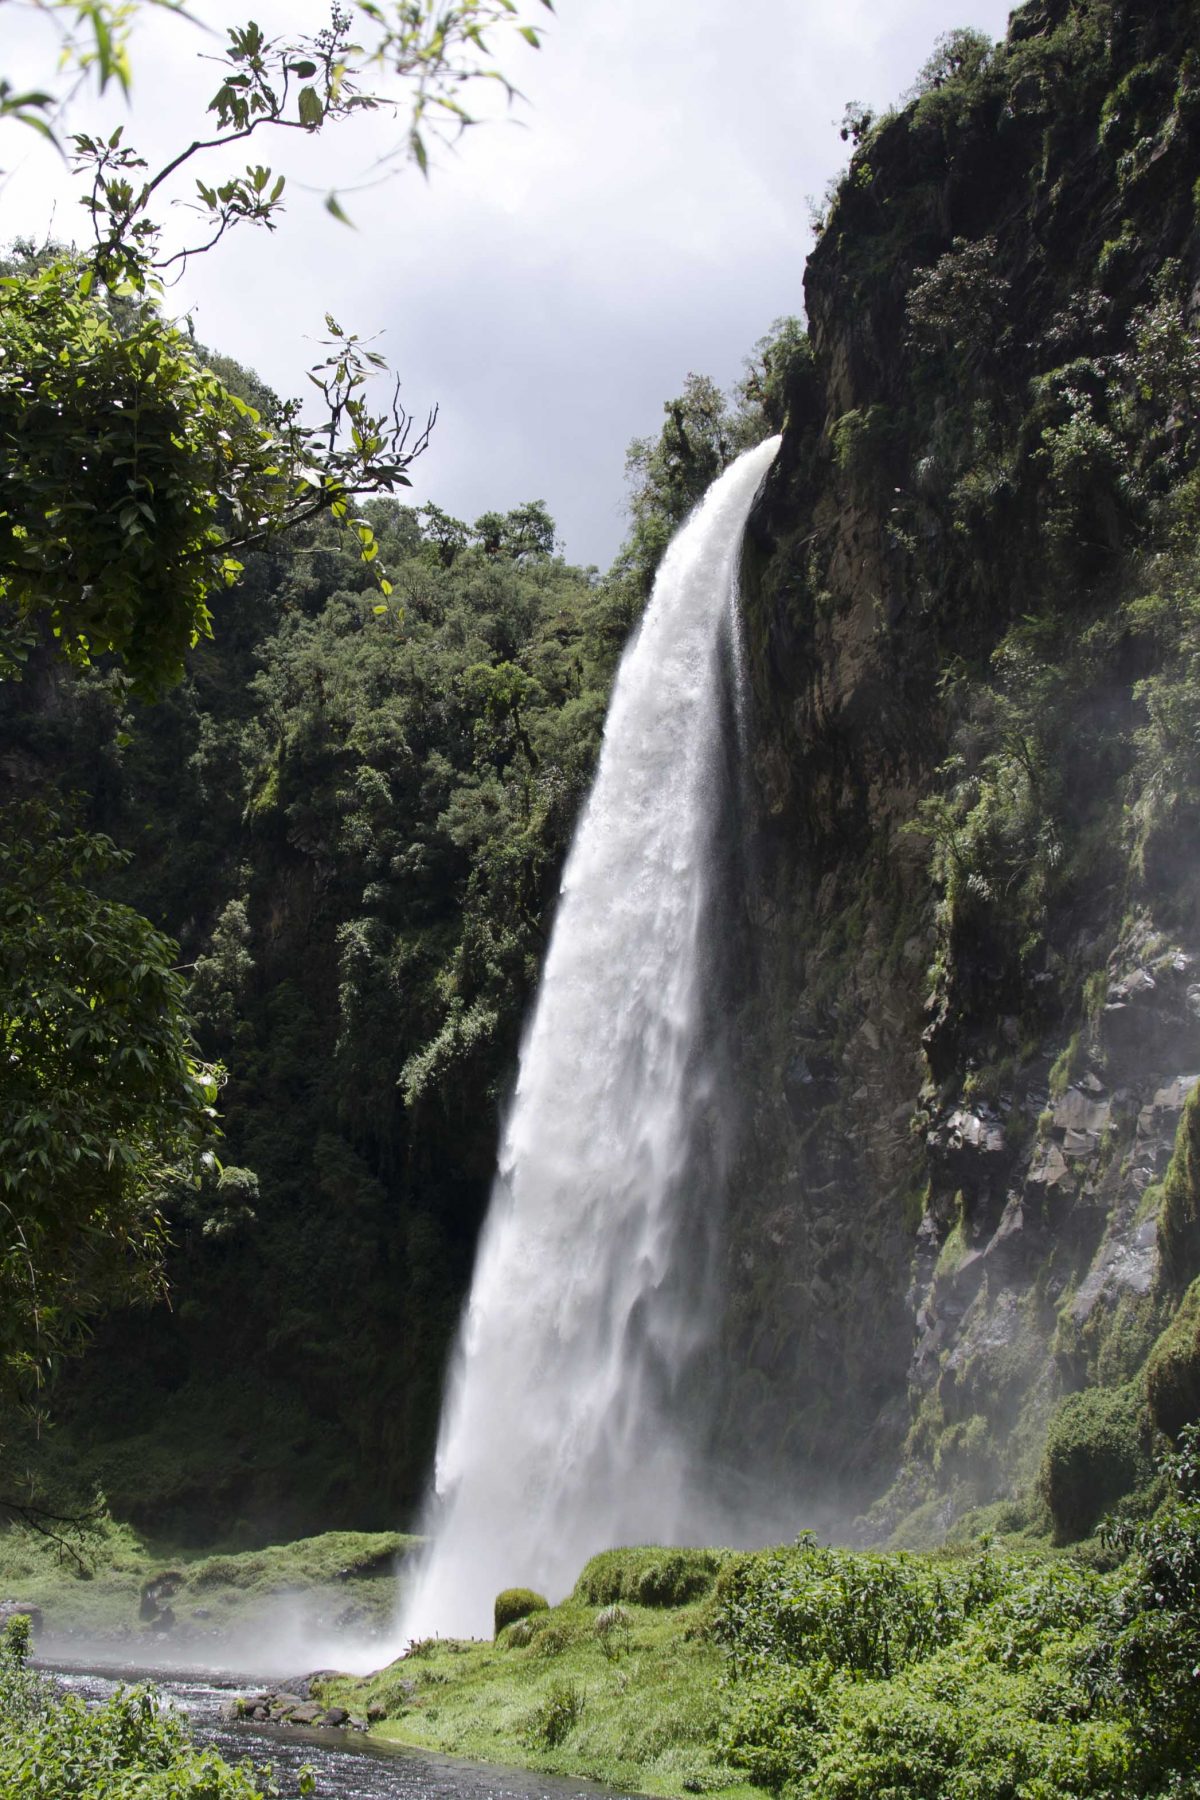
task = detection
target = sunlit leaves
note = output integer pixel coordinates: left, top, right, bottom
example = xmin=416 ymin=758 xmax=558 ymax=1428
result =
xmin=0 ymin=254 xmax=429 ymax=692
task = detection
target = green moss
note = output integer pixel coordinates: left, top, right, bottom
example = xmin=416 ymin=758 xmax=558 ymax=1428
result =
xmin=494 ymin=1587 xmax=549 ymax=1635
xmin=574 ymin=1546 xmax=726 ymax=1608
xmin=1157 ymin=1085 xmax=1200 ymax=1287
xmin=902 ymin=1182 xmax=930 ymax=1235
xmin=829 ymin=406 xmax=893 ymax=482
xmin=1145 ymin=1276 xmax=1200 ymax=1438
xmin=1039 ymin=1380 xmax=1152 ymax=1543
xmin=1047 ymin=1033 xmax=1081 ymax=1100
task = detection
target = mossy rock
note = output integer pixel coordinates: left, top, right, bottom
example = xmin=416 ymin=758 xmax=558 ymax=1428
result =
xmin=493 ymin=1586 xmax=548 ymax=1636
xmin=1039 ymin=1380 xmax=1152 ymax=1542
xmin=1146 ymin=1277 xmax=1200 ymax=1438
xmin=573 ymin=1545 xmax=724 ymax=1608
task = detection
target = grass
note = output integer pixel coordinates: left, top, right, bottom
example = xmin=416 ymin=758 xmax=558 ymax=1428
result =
xmin=0 ymin=1516 xmax=417 ymax=1654
xmin=323 ymin=1569 xmax=757 ymax=1800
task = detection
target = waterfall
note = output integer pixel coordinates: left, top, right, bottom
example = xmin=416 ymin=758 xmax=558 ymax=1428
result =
xmin=398 ymin=436 xmax=781 ymax=1643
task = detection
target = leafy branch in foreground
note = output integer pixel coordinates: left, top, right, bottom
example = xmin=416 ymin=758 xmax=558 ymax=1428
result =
xmin=5 ymin=0 xmax=554 ymax=256
xmin=0 ymin=249 xmax=433 ymax=692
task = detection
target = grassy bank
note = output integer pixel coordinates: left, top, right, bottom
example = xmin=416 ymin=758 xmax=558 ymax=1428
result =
xmin=321 ymin=1441 xmax=1200 ymax=1800
xmin=326 ymin=1548 xmax=756 ymax=1800
xmin=0 ymin=1517 xmax=416 ymax=1657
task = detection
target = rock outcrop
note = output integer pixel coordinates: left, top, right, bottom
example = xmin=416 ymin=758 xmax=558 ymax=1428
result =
xmin=724 ymin=0 xmax=1200 ymax=1538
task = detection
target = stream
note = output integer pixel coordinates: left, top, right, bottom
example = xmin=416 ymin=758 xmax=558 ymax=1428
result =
xmin=43 ymin=1663 xmax=641 ymax=1800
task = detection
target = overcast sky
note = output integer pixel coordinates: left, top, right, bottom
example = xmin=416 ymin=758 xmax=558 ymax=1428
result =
xmin=2 ymin=0 xmax=1017 ymax=569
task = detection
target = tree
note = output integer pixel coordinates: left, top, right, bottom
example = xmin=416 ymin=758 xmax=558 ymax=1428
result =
xmin=1 ymin=2 xmax=555 ymax=693
xmin=0 ymin=805 xmax=219 ymax=1400
xmin=0 ymin=246 xmax=431 ymax=694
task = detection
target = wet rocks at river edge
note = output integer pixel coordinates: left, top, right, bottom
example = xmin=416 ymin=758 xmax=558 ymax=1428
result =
xmin=222 ymin=1680 xmax=367 ymax=1731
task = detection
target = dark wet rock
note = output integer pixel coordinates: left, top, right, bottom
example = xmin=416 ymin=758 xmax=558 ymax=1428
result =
xmin=227 ymin=1687 xmax=368 ymax=1731
xmin=286 ymin=1703 xmax=325 ymax=1725
xmin=139 ymin=1572 xmax=183 ymax=1627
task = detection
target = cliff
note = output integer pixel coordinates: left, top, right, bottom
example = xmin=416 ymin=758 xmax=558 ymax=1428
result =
xmin=725 ymin=0 xmax=1200 ymax=1540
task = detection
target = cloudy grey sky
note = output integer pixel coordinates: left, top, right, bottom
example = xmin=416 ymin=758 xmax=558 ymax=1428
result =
xmin=2 ymin=0 xmax=1016 ymax=568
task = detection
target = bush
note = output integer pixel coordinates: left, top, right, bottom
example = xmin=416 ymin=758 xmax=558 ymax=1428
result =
xmin=574 ymin=1546 xmax=724 ymax=1608
xmin=1145 ymin=1276 xmax=1200 ymax=1437
xmin=494 ymin=1587 xmax=548 ymax=1636
xmin=525 ymin=1678 xmax=584 ymax=1748
xmin=593 ymin=1602 xmax=631 ymax=1660
xmin=1102 ymin=1427 xmax=1200 ymax=1776
xmin=714 ymin=1540 xmax=1005 ymax=1681
xmin=0 ymin=1674 xmax=273 ymax=1798
xmin=1 ymin=1618 xmax=30 ymax=1667
xmin=500 ymin=1617 xmax=536 ymax=1648
xmin=1039 ymin=1380 xmax=1152 ymax=1542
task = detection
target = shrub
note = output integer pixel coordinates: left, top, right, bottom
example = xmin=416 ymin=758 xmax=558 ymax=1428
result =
xmin=0 ymin=1675 xmax=273 ymax=1797
xmin=594 ymin=1602 xmax=631 ymax=1660
xmin=525 ymin=1678 xmax=584 ymax=1748
xmin=714 ymin=1540 xmax=1005 ymax=1681
xmin=500 ymin=1617 xmax=536 ymax=1648
xmin=1 ymin=1618 xmax=30 ymax=1667
xmin=1039 ymin=1380 xmax=1152 ymax=1541
xmin=574 ymin=1546 xmax=724 ymax=1608
xmin=1101 ymin=1427 xmax=1200 ymax=1777
xmin=494 ymin=1587 xmax=548 ymax=1636
xmin=1145 ymin=1277 xmax=1200 ymax=1437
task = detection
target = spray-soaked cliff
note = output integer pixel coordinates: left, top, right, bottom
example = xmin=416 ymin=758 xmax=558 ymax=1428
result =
xmin=720 ymin=0 xmax=1200 ymax=1541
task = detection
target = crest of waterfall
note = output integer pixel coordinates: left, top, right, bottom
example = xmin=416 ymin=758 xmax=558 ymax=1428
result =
xmin=397 ymin=436 xmax=781 ymax=1644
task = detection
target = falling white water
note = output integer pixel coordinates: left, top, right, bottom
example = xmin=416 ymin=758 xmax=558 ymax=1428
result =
xmin=398 ymin=436 xmax=781 ymax=1643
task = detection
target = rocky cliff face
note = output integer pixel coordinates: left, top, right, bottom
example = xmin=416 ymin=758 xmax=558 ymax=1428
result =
xmin=724 ymin=0 xmax=1200 ymax=1541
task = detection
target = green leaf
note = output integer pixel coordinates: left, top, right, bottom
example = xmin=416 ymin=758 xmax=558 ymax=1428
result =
xmin=324 ymin=191 xmax=355 ymax=227
xmin=298 ymin=85 xmax=324 ymax=128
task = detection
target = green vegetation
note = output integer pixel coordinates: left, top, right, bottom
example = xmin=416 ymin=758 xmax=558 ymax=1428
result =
xmin=330 ymin=1557 xmax=749 ymax=1799
xmin=1155 ymin=1085 xmax=1200 ymax=1288
xmin=1038 ymin=1383 xmax=1152 ymax=1544
xmin=0 ymin=1614 xmax=278 ymax=1798
xmin=0 ymin=808 xmax=219 ymax=1399
xmin=494 ymin=1587 xmax=548 ymax=1635
xmin=1145 ymin=1276 xmax=1200 ymax=1438
xmin=0 ymin=1517 xmax=415 ymax=1643
xmin=327 ymin=1437 xmax=1200 ymax=1800
xmin=574 ymin=1545 xmax=726 ymax=1607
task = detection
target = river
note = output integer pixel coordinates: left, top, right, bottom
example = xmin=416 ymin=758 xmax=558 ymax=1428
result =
xmin=44 ymin=1663 xmax=641 ymax=1800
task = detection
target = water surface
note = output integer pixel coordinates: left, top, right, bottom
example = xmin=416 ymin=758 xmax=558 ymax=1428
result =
xmin=46 ymin=1663 xmax=642 ymax=1800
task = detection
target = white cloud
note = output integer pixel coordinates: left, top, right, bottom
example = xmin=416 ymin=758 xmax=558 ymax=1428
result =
xmin=1 ymin=0 xmax=1016 ymax=566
